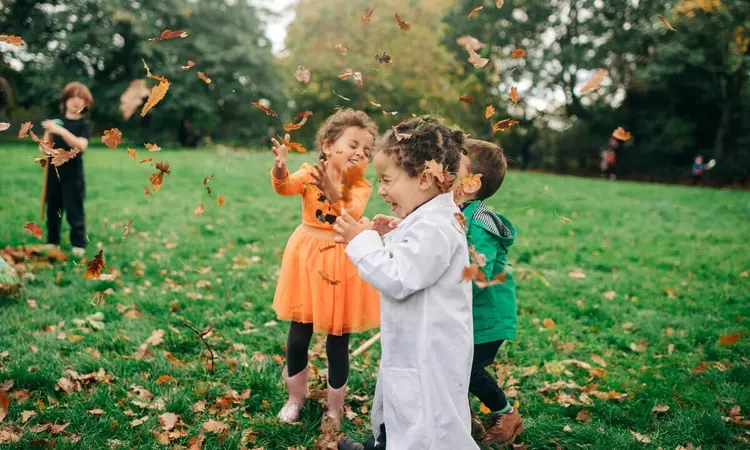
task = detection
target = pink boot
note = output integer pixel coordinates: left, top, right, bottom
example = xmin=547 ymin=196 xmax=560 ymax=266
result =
xmin=277 ymin=366 xmax=308 ymax=423
xmin=325 ymin=382 xmax=347 ymax=429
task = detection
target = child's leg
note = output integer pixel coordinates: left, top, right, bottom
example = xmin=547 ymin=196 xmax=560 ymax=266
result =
xmin=278 ymin=321 xmax=313 ymax=423
xmin=62 ymin=176 xmax=86 ymax=249
xmin=325 ymin=332 xmax=350 ymax=426
xmin=469 ymin=340 xmax=509 ymax=412
xmin=45 ymin=174 xmax=63 ymax=246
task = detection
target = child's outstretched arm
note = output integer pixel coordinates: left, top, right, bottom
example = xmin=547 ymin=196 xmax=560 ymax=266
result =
xmin=42 ymin=121 xmax=88 ymax=151
xmin=336 ymin=214 xmax=453 ymax=301
xmin=270 ymin=134 xmax=306 ymax=196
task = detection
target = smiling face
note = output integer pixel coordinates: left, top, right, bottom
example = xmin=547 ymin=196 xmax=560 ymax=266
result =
xmin=373 ymin=151 xmax=439 ymax=219
xmin=65 ymin=96 xmax=87 ymax=116
xmin=323 ymin=126 xmax=374 ymax=171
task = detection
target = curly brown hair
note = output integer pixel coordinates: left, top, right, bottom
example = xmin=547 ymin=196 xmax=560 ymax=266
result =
xmin=465 ymin=139 xmax=507 ymax=200
xmin=376 ymin=115 xmax=465 ymax=183
xmin=315 ymin=108 xmax=379 ymax=161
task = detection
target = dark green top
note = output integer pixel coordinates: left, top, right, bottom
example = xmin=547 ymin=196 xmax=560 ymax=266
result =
xmin=462 ymin=200 xmax=518 ymax=344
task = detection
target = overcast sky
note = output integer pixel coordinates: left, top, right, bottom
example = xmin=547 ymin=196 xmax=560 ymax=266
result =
xmin=257 ymin=0 xmax=296 ymax=54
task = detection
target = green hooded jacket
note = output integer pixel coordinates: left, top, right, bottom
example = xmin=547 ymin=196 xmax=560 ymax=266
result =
xmin=462 ymin=200 xmax=517 ymax=344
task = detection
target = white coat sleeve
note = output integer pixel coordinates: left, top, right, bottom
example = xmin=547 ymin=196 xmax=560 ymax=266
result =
xmin=345 ymin=221 xmax=453 ymax=301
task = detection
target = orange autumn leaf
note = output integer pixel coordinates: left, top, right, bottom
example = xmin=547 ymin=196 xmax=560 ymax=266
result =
xmin=197 ymin=71 xmax=211 ymax=84
xmin=492 ymin=118 xmax=519 ymax=133
xmin=140 ymin=60 xmax=170 ymax=117
xmin=511 ymin=48 xmax=526 ymax=58
xmin=468 ymin=6 xmax=484 ymax=21
xmin=145 ymin=186 xmax=152 ymax=196
xmin=194 ymin=204 xmax=205 ymax=215
xmin=181 ymin=60 xmax=196 ymax=71
xmin=217 ymin=195 xmax=225 ymax=206
xmin=456 ymin=173 xmax=483 ymax=193
xmin=458 ymin=96 xmax=474 ymax=104
xmin=156 ymin=375 xmax=174 ymax=384
xmin=155 ymin=161 xmax=171 ymax=174
xmin=278 ymin=135 xmax=307 ymax=153
xmin=149 ymin=29 xmax=189 ymax=42
xmin=251 ymin=102 xmax=278 ymax=118
xmin=84 ymin=249 xmax=105 ymax=280
xmin=454 ymin=212 xmax=467 ymax=231
xmin=509 ymin=86 xmax=519 ymax=105
xmin=424 ymin=160 xmax=446 ymax=183
xmin=612 ymin=127 xmax=632 ymax=141
xmin=283 ymin=111 xmax=313 ymax=132
xmin=479 ymin=403 xmax=491 ymax=414
xmin=394 ymin=13 xmax=411 ymax=31
xmin=18 ymin=122 xmax=32 ymax=139
xmin=338 ymin=69 xmax=364 ymax=87
xmin=360 ymin=9 xmax=374 ymax=23
xmin=123 ymin=219 xmax=133 ymax=239
xmin=145 ymin=143 xmax=161 ymax=152
xmin=580 ymin=69 xmax=608 ymax=94
xmin=149 ymin=172 xmax=164 ymax=191
xmin=50 ymin=148 xmax=81 ymax=167
xmin=485 ymin=105 xmax=496 ymax=119
xmin=657 ymin=14 xmax=677 ymax=32
xmin=335 ymin=43 xmax=348 ymax=55
xmin=718 ymin=333 xmax=740 ymax=346
xmin=543 ymin=318 xmax=556 ymax=328
xmin=203 ymin=174 xmax=214 ymax=194
xmin=462 ymin=264 xmax=484 ymax=282
xmin=101 ymin=128 xmax=123 ymax=149
xmin=0 ymin=35 xmax=25 ymax=46
xmin=127 ymin=148 xmax=137 ymax=161
xmin=319 ymin=270 xmax=340 ymax=286
xmin=295 ymin=66 xmax=311 ymax=84
xmin=139 ymin=157 xmax=153 ymax=164
xmin=467 ymin=48 xmax=489 ymax=69
xmin=24 ymin=222 xmax=43 ymax=239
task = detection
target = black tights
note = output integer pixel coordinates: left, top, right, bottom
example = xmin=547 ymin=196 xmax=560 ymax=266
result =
xmin=286 ymin=321 xmax=350 ymax=389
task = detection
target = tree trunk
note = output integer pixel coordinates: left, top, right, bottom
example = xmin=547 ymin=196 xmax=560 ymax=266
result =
xmin=714 ymin=69 xmax=744 ymax=157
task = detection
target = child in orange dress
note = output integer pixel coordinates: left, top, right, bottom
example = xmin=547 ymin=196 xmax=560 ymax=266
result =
xmin=270 ymin=108 xmax=381 ymax=428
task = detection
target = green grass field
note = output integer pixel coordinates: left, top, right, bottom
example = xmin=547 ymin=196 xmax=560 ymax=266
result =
xmin=1 ymin=144 xmax=749 ymax=449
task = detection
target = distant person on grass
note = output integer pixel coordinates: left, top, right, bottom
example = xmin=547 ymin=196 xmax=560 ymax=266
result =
xmin=455 ymin=139 xmax=522 ymax=446
xmin=270 ymin=109 xmax=381 ymax=429
xmin=691 ymin=154 xmax=715 ymax=185
xmin=600 ymin=137 xmax=618 ymax=180
xmin=41 ymin=82 xmax=93 ymax=258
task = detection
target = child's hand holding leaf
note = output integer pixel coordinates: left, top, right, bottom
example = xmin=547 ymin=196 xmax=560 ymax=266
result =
xmin=334 ymin=212 xmax=372 ymax=244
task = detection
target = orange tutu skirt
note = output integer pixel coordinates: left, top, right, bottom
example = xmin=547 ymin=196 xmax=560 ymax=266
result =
xmin=273 ymin=225 xmax=380 ymax=336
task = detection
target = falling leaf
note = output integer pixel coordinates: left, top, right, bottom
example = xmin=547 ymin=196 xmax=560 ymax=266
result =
xmin=194 ymin=204 xmax=205 ymax=215
xmin=492 ymin=119 xmax=519 ymax=133
xmin=456 ymin=35 xmax=485 ymax=51
xmin=142 ymin=143 xmax=160 ymax=153
xmin=468 ymin=6 xmax=484 ymax=20
xmin=295 ymin=66 xmax=311 ymax=84
xmin=202 ymin=174 xmax=214 ymax=194
xmin=469 ymin=245 xmax=487 ymax=267
xmin=250 ymin=101 xmax=278 ymax=118
xmin=278 ymin=135 xmax=307 ymax=153
xmin=34 ymin=157 xmax=48 ymax=168
xmin=467 ymin=48 xmax=490 ymax=69
xmin=603 ymin=290 xmax=616 ymax=300
xmin=718 ymin=333 xmax=740 ymax=346
xmin=181 ymin=60 xmax=196 ymax=71
xmin=394 ymin=13 xmax=410 ymax=31
xmin=150 ymin=172 xmax=164 ymax=191
xmin=543 ymin=318 xmax=556 ymax=328
xmin=569 ymin=268 xmax=587 ymax=279
xmin=335 ymin=43 xmax=348 ymax=55
xmin=360 ymin=9 xmax=374 ymax=23
xmin=127 ymin=148 xmax=137 ymax=161
xmin=338 ymin=69 xmax=364 ymax=87
xmin=149 ymin=29 xmax=189 ymax=42
xmin=496 ymin=0 xmax=504 ymax=7
xmin=155 ymin=161 xmax=170 ymax=174
xmin=0 ymin=122 xmax=10 ymax=131
xmin=375 ymin=52 xmax=392 ymax=64
xmin=652 ymin=404 xmax=670 ymax=413
xmin=319 ymin=271 xmax=340 ymax=286
xmin=0 ymin=391 xmax=9 ymax=422
xmin=24 ymin=222 xmax=43 ymax=239
xmin=580 ymin=69 xmax=608 ymax=94
xmin=197 ymin=71 xmax=211 ymax=84
xmin=657 ymin=14 xmax=677 ymax=31
xmin=612 ymin=127 xmax=632 ymax=141
xmin=140 ymin=157 xmax=154 ymax=164
xmin=576 ymin=410 xmax=591 ymax=423
xmin=630 ymin=431 xmax=652 ymax=443
xmin=370 ymin=100 xmax=382 ymax=108
xmin=18 ymin=122 xmax=33 ymax=139
xmin=145 ymin=186 xmax=152 ymax=196
xmin=511 ymin=49 xmax=526 ymax=58
xmin=283 ymin=111 xmax=313 ymax=132
xmin=485 ymin=105 xmax=496 ymax=119
xmin=509 ymin=86 xmax=519 ymax=105
xmin=119 ymin=79 xmax=151 ymax=120
xmin=140 ymin=60 xmax=170 ymax=117
xmin=458 ymin=96 xmax=474 ymax=104
xmin=84 ymin=249 xmax=105 ymax=280
xmin=50 ymin=148 xmax=81 ymax=167
xmin=0 ymin=35 xmax=25 ymax=46
xmin=123 ymin=220 xmax=133 ymax=239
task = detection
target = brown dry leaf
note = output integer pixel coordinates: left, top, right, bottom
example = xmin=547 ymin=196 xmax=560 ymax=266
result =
xmin=203 ymin=174 xmax=214 ymax=194
xmin=139 ymin=157 xmax=153 ymax=164
xmin=658 ymin=14 xmax=677 ymax=32
xmin=468 ymin=6 xmax=484 ymax=21
xmin=159 ymin=412 xmax=179 ymax=431
xmin=193 ymin=400 xmax=206 ymax=413
xmin=394 ymin=13 xmax=410 ymax=31
xmin=279 ymin=135 xmax=307 ymax=153
xmin=295 ymin=66 xmax=311 ymax=84
xmin=603 ymin=290 xmax=616 ymax=300
xmin=251 ymin=101 xmax=278 ymax=118
xmin=629 ymin=341 xmax=648 ymax=353
xmin=156 ymin=375 xmax=174 ymax=384
xmin=194 ymin=204 xmax=205 ymax=215
xmin=149 ymin=172 xmax=164 ymax=191
xmin=511 ymin=48 xmax=526 ymax=58
xmin=509 ymin=86 xmax=519 ymax=105
xmin=140 ymin=60 xmax=171 ymax=117
xmin=18 ymin=122 xmax=33 ymax=139
xmin=181 ymin=60 xmax=196 ymax=71
xmin=360 ymin=9 xmax=374 ymax=23
xmin=454 ymin=212 xmax=467 ymax=231
xmin=155 ymin=161 xmax=171 ymax=174
xmin=456 ymin=35 xmax=485 ymax=51
xmin=101 ymin=128 xmax=122 ymax=149
xmin=458 ymin=96 xmax=474 ymax=104
xmin=338 ymin=69 xmax=364 ymax=87
xmin=630 ymin=431 xmax=651 ymax=443
xmin=469 ymin=245 xmax=487 ymax=267
xmin=197 ymin=71 xmax=211 ymax=84
xmin=0 ymin=35 xmax=25 ymax=46
xmin=467 ymin=48 xmax=489 ymax=69
xmin=718 ymin=333 xmax=740 ymax=346
xmin=319 ymin=271 xmax=340 ymax=286
xmin=130 ymin=415 xmax=149 ymax=427
xmin=145 ymin=143 xmax=161 ymax=152
xmin=119 ymin=79 xmax=150 ymax=120
xmin=84 ymin=249 xmax=105 ymax=280
xmin=580 ymin=69 xmax=608 ymax=94
xmin=50 ymin=148 xmax=82 ymax=167
xmin=335 ymin=43 xmax=348 ymax=55
xmin=0 ymin=391 xmax=9 ymax=422
xmin=492 ymin=118 xmax=519 ymax=133
xmin=375 ymin=52 xmax=392 ymax=64
xmin=202 ymin=419 xmax=229 ymax=434
xmin=424 ymin=160 xmax=446 ymax=183
xmin=149 ymin=29 xmax=189 ymax=42
xmin=569 ymin=268 xmax=587 ymax=279
xmin=217 ymin=195 xmax=226 ymax=206
xmin=145 ymin=186 xmax=152 ymax=196
xmin=591 ymin=354 xmax=607 ymax=367
xmin=484 ymin=105 xmax=496 ymax=119
xmin=34 ymin=157 xmax=48 ymax=168
xmin=283 ymin=111 xmax=313 ymax=131
xmin=576 ymin=410 xmax=591 ymax=423
xmin=543 ymin=318 xmax=556 ymax=328
xmin=127 ymin=148 xmax=137 ymax=161
xmin=612 ymin=127 xmax=632 ymax=141
xmin=145 ymin=329 xmax=165 ymax=347
xmin=24 ymin=222 xmax=43 ymax=239
xmin=652 ymin=404 xmax=670 ymax=413
xmin=57 ymin=377 xmax=77 ymax=394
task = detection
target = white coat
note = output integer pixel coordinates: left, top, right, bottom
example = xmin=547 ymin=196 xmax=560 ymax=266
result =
xmin=345 ymin=193 xmax=478 ymax=450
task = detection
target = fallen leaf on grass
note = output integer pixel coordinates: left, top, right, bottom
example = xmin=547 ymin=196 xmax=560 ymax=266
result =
xmin=156 ymin=375 xmax=174 ymax=384
xmin=569 ymin=268 xmax=587 ymax=279
xmin=652 ymin=404 xmax=670 ymax=413
xmin=630 ymin=431 xmax=652 ymax=443
xmin=159 ymin=412 xmax=179 ymax=431
xmin=543 ymin=318 xmax=556 ymax=328
xmin=718 ymin=333 xmax=740 ymax=346
xmin=576 ymin=410 xmax=591 ymax=423
xmin=24 ymin=222 xmax=43 ymax=239
xmin=130 ymin=415 xmax=149 ymax=427
xmin=0 ymin=391 xmax=9 ymax=422
xmin=603 ymin=290 xmax=616 ymax=300
xmin=629 ymin=341 xmax=648 ymax=353
xmin=563 ymin=425 xmax=572 ymax=432
xmin=89 ymin=409 xmax=105 ymax=415
xmin=194 ymin=204 xmax=205 ymax=215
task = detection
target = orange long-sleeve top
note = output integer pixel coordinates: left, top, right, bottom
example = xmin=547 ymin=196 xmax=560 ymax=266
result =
xmin=271 ymin=163 xmax=373 ymax=230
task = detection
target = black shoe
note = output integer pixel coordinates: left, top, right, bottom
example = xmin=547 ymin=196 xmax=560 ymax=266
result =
xmin=338 ymin=424 xmax=386 ymax=450
xmin=338 ymin=437 xmax=365 ymax=450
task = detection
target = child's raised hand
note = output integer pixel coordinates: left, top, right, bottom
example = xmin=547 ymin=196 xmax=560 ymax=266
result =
xmin=311 ymin=161 xmax=341 ymax=204
xmin=271 ymin=133 xmax=290 ymax=169
xmin=333 ymin=212 xmax=372 ymax=244
xmin=371 ymin=214 xmax=401 ymax=236
xmin=41 ymin=120 xmax=63 ymax=136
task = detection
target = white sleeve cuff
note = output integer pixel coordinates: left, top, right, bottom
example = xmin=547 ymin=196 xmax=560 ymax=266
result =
xmin=345 ymin=229 xmax=383 ymax=263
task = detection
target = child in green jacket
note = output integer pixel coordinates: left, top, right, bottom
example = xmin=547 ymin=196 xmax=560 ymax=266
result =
xmin=456 ymin=139 xmax=522 ymax=446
